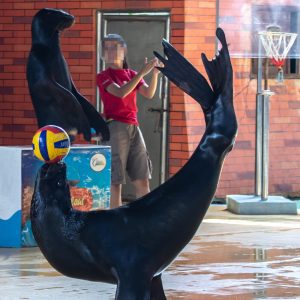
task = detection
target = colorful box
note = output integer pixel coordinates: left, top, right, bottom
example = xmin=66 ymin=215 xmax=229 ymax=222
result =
xmin=0 ymin=145 xmax=111 ymax=248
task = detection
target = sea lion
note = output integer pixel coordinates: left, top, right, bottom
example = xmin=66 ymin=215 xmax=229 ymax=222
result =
xmin=31 ymin=28 xmax=237 ymax=299
xmin=26 ymin=8 xmax=109 ymax=142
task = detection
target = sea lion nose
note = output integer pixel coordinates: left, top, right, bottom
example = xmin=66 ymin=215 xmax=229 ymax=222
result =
xmin=40 ymin=163 xmax=50 ymax=174
xmin=39 ymin=162 xmax=66 ymax=179
xmin=48 ymin=162 xmax=66 ymax=173
xmin=62 ymin=11 xmax=74 ymax=22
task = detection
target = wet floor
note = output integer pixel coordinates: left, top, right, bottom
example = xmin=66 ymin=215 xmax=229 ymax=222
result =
xmin=1 ymin=205 xmax=300 ymax=299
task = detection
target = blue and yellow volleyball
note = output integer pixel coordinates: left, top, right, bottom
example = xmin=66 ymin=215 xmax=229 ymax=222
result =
xmin=32 ymin=125 xmax=70 ymax=163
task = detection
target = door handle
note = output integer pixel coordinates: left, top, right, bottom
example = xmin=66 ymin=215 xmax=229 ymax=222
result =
xmin=148 ymin=108 xmax=169 ymax=132
xmin=148 ymin=108 xmax=169 ymax=113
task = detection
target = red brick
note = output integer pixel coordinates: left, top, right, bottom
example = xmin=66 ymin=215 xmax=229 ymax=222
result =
xmin=150 ymin=1 xmax=173 ymax=8
xmin=13 ymin=117 xmax=35 ymax=125
xmin=80 ymin=16 xmax=93 ymax=24
xmin=13 ymin=3 xmax=34 ymax=9
xmin=0 ymin=87 xmax=14 ymax=95
xmin=169 ymin=158 xmax=182 ymax=167
xmin=69 ymin=51 xmax=93 ymax=59
xmin=126 ymin=1 xmax=150 ymax=9
xmin=1 ymin=3 xmax=13 ymax=9
xmin=3 ymin=110 xmax=24 ymax=117
xmin=80 ymin=2 xmax=102 ymax=9
xmin=3 ymin=9 xmax=24 ymax=17
xmin=169 ymin=143 xmax=182 ymax=151
xmin=102 ymin=1 xmax=125 ymax=9
xmin=169 ymin=166 xmax=181 ymax=175
xmin=13 ymin=16 xmax=32 ymax=24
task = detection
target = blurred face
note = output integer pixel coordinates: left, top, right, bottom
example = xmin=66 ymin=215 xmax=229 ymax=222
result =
xmin=103 ymin=40 xmax=126 ymax=64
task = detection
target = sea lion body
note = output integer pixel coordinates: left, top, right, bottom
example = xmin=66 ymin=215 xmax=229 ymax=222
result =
xmin=27 ymin=8 xmax=109 ymax=141
xmin=31 ymin=28 xmax=237 ymax=299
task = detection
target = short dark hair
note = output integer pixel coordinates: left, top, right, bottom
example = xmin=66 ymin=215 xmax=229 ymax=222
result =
xmin=102 ymin=33 xmax=126 ymax=46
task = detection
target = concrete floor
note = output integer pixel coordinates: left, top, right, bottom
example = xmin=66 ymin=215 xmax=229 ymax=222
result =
xmin=1 ymin=205 xmax=300 ymax=299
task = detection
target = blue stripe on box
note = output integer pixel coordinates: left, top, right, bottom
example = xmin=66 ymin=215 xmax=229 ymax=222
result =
xmin=0 ymin=210 xmax=22 ymax=248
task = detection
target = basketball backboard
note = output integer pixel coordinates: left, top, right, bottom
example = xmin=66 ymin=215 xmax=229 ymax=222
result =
xmin=217 ymin=0 xmax=300 ymax=58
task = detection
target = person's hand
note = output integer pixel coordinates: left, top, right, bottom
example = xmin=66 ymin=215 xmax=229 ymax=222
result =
xmin=139 ymin=57 xmax=157 ymax=76
xmin=153 ymin=59 xmax=164 ymax=75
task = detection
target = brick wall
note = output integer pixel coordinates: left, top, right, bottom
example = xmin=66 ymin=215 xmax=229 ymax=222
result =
xmin=169 ymin=0 xmax=216 ymax=176
xmin=1 ymin=0 xmax=300 ymax=198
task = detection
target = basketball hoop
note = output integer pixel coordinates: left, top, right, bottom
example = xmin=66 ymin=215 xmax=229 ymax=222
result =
xmin=258 ymin=31 xmax=297 ymax=82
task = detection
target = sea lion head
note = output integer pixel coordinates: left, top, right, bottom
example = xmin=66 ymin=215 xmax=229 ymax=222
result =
xmin=32 ymin=8 xmax=75 ymax=39
xmin=36 ymin=162 xmax=71 ymax=208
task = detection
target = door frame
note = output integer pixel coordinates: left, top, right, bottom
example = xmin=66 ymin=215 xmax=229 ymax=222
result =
xmin=96 ymin=11 xmax=170 ymax=184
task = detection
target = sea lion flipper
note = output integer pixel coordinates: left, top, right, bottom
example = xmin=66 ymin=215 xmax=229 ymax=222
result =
xmin=153 ymin=40 xmax=214 ymax=111
xmin=32 ymin=80 xmax=92 ymax=141
xmin=71 ymin=83 xmax=110 ymax=141
xmin=53 ymin=82 xmax=92 ymax=141
xmin=201 ymin=28 xmax=232 ymax=97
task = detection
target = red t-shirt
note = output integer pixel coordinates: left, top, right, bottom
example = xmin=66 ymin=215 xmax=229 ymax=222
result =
xmin=96 ymin=68 xmax=145 ymax=125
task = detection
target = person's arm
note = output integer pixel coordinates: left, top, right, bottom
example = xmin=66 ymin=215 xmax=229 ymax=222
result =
xmin=138 ymin=69 xmax=160 ymax=99
xmin=106 ymin=72 xmax=144 ymax=98
xmin=138 ymin=59 xmax=164 ymax=99
xmin=106 ymin=58 xmax=157 ymax=98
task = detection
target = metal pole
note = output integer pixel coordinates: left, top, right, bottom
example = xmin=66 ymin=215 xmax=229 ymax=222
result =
xmin=255 ymin=37 xmax=263 ymax=196
xmin=255 ymin=29 xmax=295 ymax=200
xmin=261 ymin=91 xmax=270 ymax=200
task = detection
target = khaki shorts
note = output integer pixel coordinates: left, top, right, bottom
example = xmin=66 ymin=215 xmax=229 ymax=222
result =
xmin=103 ymin=121 xmax=152 ymax=185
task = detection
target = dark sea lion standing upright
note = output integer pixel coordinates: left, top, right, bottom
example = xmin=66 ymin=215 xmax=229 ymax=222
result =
xmin=26 ymin=8 xmax=109 ymax=141
xmin=31 ymin=28 xmax=237 ymax=299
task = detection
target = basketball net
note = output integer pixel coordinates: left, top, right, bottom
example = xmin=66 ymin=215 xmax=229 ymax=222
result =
xmin=259 ymin=31 xmax=297 ymax=82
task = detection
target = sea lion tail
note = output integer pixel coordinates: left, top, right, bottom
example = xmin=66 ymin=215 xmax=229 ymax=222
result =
xmin=201 ymin=28 xmax=232 ymax=99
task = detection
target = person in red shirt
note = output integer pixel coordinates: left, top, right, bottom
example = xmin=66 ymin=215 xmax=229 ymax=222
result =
xmin=97 ymin=34 xmax=162 ymax=208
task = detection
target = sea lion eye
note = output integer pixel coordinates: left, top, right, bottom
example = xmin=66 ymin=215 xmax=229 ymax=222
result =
xmin=57 ymin=179 xmax=64 ymax=187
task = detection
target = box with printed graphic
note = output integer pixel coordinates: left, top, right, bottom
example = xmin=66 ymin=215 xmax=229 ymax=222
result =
xmin=0 ymin=145 xmax=111 ymax=247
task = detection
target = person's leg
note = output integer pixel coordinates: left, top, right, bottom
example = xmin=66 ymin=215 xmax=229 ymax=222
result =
xmin=104 ymin=121 xmax=130 ymax=208
xmin=132 ymin=179 xmax=150 ymax=198
xmin=110 ymin=184 xmax=122 ymax=208
xmin=127 ymin=126 xmax=152 ymax=199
